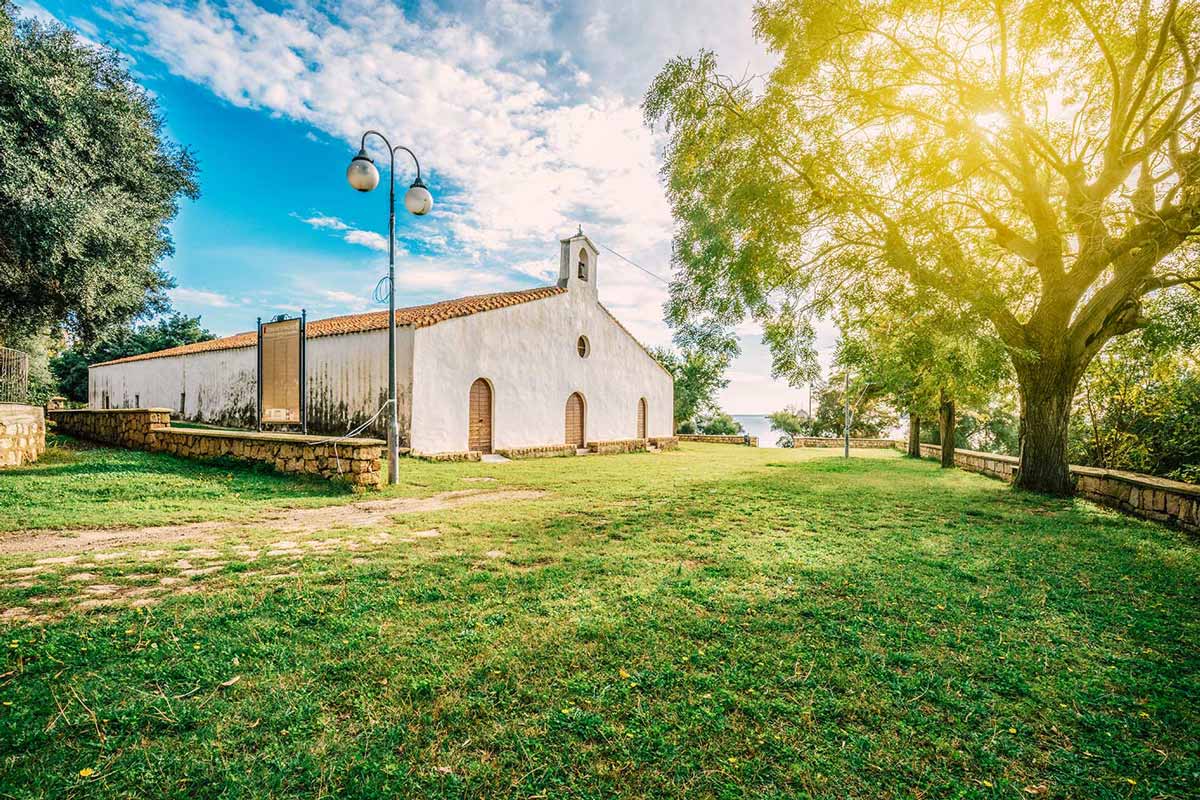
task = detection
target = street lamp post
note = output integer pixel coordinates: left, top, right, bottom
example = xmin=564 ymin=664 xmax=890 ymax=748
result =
xmin=346 ymin=130 xmax=434 ymax=485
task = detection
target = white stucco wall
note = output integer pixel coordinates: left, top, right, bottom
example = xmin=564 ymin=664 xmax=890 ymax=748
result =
xmin=88 ymin=327 xmax=415 ymax=439
xmin=408 ymin=239 xmax=673 ymax=453
xmin=90 ymin=347 xmax=257 ymax=425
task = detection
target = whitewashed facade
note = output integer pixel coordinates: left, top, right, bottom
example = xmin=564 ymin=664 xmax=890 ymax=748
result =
xmin=89 ymin=232 xmax=674 ymax=455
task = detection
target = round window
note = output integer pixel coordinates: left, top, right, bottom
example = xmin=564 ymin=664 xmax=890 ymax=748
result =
xmin=577 ymin=335 xmax=590 ymax=358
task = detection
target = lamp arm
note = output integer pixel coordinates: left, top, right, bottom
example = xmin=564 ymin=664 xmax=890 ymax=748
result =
xmin=359 ymin=131 xmax=422 ymax=184
xmin=392 ymin=145 xmax=422 ymax=183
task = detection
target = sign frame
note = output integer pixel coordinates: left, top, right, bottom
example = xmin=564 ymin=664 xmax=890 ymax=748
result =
xmin=256 ymin=310 xmax=307 ymax=433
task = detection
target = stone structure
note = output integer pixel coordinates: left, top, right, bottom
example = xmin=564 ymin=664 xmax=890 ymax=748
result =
xmin=678 ymin=434 xmax=759 ymax=446
xmin=410 ymin=450 xmax=482 ymax=462
xmin=49 ymin=408 xmax=171 ymax=448
xmin=648 ymin=436 xmax=679 ymax=451
xmin=493 ymin=444 xmax=576 ymax=460
xmin=792 ymin=436 xmax=900 ymax=449
xmin=87 ymin=232 xmax=674 ymax=457
xmin=48 ymin=408 xmax=382 ymax=487
xmin=912 ymin=442 xmax=1200 ymax=533
xmin=0 ymin=403 xmax=45 ymax=467
xmin=587 ymin=438 xmax=651 ymax=455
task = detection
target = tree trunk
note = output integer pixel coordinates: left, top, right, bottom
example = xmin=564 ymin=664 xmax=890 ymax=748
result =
xmin=938 ymin=394 xmax=955 ymax=469
xmin=906 ymin=414 xmax=921 ymax=458
xmin=1015 ymin=365 xmax=1077 ymax=495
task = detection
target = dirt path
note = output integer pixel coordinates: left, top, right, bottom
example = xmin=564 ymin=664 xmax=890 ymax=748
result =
xmin=0 ymin=489 xmax=545 ymax=555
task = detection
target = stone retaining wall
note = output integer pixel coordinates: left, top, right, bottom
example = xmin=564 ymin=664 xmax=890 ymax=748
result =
xmin=588 ymin=439 xmax=649 ymax=455
xmin=493 ymin=444 xmax=576 ymax=460
xmin=153 ymin=429 xmax=383 ymax=487
xmin=910 ymin=441 xmax=1200 ymax=533
xmin=1073 ymin=466 xmax=1200 ymax=532
xmin=48 ymin=408 xmax=172 ymax=448
xmin=410 ymin=450 xmax=483 ymax=462
xmin=678 ymin=434 xmax=759 ymax=446
xmin=48 ymin=408 xmax=382 ymax=487
xmin=649 ymin=436 xmax=679 ymax=451
xmin=915 ymin=442 xmax=1019 ymax=481
xmin=793 ymin=436 xmax=901 ymax=449
xmin=0 ymin=403 xmax=45 ymax=467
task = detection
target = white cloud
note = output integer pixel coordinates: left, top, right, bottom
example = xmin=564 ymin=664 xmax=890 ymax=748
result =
xmin=343 ymin=229 xmax=389 ymax=252
xmin=169 ymin=287 xmax=236 ymax=308
xmin=297 ymin=213 xmax=395 ymax=253
xmin=112 ymin=0 xmax=672 ymax=260
xmin=14 ymin=1 xmax=59 ymax=26
xmin=301 ymin=214 xmax=348 ymax=231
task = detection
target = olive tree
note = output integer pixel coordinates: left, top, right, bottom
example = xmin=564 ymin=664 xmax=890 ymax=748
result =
xmin=0 ymin=3 xmax=198 ymax=343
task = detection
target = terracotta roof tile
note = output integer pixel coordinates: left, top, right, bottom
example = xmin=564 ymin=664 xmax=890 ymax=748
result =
xmin=94 ymin=286 xmax=567 ymax=367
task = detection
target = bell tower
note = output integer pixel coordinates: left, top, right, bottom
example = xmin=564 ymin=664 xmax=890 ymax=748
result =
xmin=558 ymin=227 xmax=599 ymax=303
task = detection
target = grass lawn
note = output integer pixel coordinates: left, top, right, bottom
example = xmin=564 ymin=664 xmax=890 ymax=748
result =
xmin=0 ymin=440 xmax=1197 ymax=798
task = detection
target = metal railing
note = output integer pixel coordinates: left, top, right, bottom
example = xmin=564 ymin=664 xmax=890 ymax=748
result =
xmin=0 ymin=347 xmax=29 ymax=403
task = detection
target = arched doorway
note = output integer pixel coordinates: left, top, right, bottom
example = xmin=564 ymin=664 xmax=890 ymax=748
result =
xmin=637 ymin=397 xmax=647 ymax=439
xmin=468 ymin=378 xmax=493 ymax=454
xmin=565 ymin=392 xmax=585 ymax=448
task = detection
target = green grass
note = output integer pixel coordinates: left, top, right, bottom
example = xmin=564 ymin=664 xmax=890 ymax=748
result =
xmin=0 ymin=442 xmax=1197 ymax=798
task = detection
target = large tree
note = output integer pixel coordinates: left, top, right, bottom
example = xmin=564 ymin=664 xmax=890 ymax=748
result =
xmin=0 ymin=3 xmax=198 ymax=343
xmin=645 ymin=0 xmax=1200 ymax=494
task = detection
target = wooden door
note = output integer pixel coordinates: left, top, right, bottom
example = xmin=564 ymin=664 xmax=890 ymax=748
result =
xmin=469 ymin=378 xmax=492 ymax=453
xmin=565 ymin=392 xmax=585 ymax=448
xmin=637 ymin=398 xmax=647 ymax=439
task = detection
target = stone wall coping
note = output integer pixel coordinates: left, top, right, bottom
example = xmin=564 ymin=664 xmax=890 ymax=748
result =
xmin=926 ymin=445 xmax=1020 ymax=464
xmin=153 ymin=427 xmax=385 ymax=447
xmin=1069 ymin=464 xmax=1200 ymax=497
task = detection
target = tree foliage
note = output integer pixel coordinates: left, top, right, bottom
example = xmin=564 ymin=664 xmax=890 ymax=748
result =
xmin=645 ymin=0 xmax=1200 ymax=493
xmin=651 ymin=320 xmax=739 ymax=429
xmin=767 ymin=405 xmax=809 ymax=446
xmin=806 ymin=376 xmax=898 ymax=439
xmin=1071 ymin=289 xmax=1200 ymax=481
xmin=50 ymin=313 xmax=213 ymax=401
xmin=836 ymin=285 xmax=1010 ymax=421
xmin=696 ymin=411 xmax=744 ymax=436
xmin=0 ymin=3 xmax=198 ymax=343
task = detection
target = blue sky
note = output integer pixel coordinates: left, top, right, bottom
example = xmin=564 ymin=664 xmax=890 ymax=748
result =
xmin=21 ymin=0 xmax=834 ymax=413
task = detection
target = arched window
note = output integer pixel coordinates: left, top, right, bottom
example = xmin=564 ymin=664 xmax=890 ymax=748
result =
xmin=577 ymin=249 xmax=589 ymax=281
xmin=637 ymin=397 xmax=647 ymax=439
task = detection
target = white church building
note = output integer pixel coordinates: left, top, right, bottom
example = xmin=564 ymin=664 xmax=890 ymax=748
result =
xmin=88 ymin=232 xmax=675 ymax=456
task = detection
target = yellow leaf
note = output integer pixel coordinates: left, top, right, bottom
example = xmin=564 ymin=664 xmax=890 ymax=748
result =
xmin=79 ymin=768 xmax=95 ymax=778
xmin=982 ymin=780 xmax=993 ymax=788
xmin=1008 ymin=727 xmax=1017 ymax=734
xmin=619 ymin=668 xmax=630 ymax=679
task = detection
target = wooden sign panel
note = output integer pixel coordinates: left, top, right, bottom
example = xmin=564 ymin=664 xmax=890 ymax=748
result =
xmin=260 ymin=317 xmax=302 ymax=426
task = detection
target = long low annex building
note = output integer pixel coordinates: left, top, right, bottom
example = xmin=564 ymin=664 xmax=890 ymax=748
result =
xmin=88 ymin=231 xmax=675 ymax=456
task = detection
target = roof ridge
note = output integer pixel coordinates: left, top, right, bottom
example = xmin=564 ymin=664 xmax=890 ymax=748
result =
xmin=92 ymin=285 xmax=565 ymax=368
